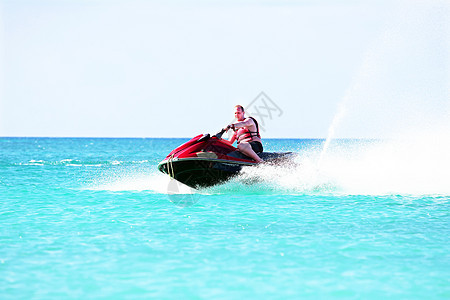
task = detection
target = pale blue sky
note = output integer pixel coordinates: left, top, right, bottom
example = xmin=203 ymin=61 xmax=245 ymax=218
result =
xmin=0 ymin=0 xmax=448 ymax=138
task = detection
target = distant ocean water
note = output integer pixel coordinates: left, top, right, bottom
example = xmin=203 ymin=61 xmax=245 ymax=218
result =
xmin=1 ymin=137 xmax=449 ymax=299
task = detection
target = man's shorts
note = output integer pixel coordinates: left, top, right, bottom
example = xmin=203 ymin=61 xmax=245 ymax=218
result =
xmin=249 ymin=141 xmax=263 ymax=154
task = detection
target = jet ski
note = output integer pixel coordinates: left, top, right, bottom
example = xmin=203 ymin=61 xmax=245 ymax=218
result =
xmin=157 ymin=129 xmax=294 ymax=189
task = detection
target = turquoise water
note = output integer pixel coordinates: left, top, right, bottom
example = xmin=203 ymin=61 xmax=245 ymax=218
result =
xmin=1 ymin=137 xmax=449 ymax=299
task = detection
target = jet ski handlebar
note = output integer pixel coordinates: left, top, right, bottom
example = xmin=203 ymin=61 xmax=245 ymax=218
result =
xmin=213 ymin=128 xmax=227 ymax=139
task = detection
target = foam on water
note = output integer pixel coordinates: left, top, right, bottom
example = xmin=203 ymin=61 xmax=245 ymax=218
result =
xmin=213 ymin=133 xmax=450 ymax=196
xmin=320 ymin=136 xmax=450 ymax=195
xmin=87 ymin=170 xmax=196 ymax=194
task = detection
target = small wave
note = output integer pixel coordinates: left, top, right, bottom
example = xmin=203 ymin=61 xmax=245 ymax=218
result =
xmin=25 ymin=159 xmax=46 ymax=166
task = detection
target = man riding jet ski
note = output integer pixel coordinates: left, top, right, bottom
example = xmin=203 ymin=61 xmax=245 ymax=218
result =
xmin=225 ymin=105 xmax=264 ymax=163
xmin=157 ymin=105 xmax=293 ymax=189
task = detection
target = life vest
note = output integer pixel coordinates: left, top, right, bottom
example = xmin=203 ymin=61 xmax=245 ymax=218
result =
xmin=236 ymin=117 xmax=261 ymax=144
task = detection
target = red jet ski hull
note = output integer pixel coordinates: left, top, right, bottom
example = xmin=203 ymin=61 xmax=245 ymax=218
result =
xmin=158 ymin=133 xmax=292 ymax=189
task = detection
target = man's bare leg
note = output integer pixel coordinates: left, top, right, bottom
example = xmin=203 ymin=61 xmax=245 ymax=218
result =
xmin=238 ymin=142 xmax=263 ymax=163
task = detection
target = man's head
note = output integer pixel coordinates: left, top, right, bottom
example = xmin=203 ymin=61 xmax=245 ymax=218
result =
xmin=234 ymin=105 xmax=245 ymax=121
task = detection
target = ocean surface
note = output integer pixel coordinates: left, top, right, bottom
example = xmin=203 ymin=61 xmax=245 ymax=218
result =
xmin=1 ymin=137 xmax=449 ymax=299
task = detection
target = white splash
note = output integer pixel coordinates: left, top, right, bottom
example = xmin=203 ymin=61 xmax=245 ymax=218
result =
xmin=237 ymin=127 xmax=450 ymax=196
xmin=87 ymin=171 xmax=194 ymax=194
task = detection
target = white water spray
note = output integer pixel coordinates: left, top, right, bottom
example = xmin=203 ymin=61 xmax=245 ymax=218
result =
xmin=319 ymin=0 xmax=449 ymax=161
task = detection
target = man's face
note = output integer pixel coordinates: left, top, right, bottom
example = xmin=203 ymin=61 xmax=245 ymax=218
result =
xmin=234 ymin=107 xmax=244 ymax=121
